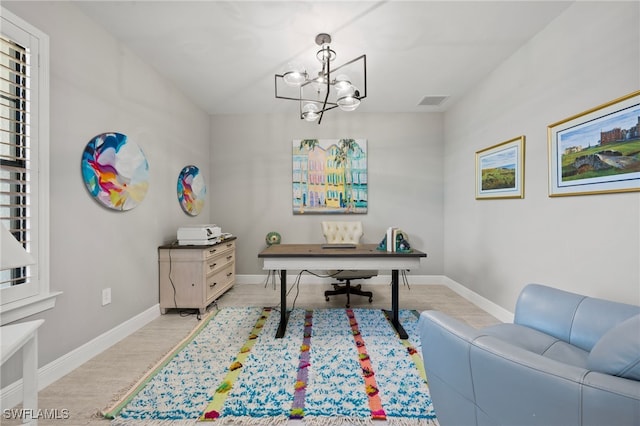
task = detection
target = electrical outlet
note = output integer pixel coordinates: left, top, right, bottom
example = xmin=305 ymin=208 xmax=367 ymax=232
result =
xmin=102 ymin=288 xmax=111 ymax=306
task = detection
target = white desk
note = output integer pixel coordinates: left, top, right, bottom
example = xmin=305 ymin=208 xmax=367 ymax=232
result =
xmin=258 ymin=244 xmax=426 ymax=339
xmin=1 ymin=319 xmax=44 ymax=425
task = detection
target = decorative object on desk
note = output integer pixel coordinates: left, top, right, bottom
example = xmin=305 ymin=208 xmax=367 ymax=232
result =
xmin=265 ymin=231 xmax=281 ymax=246
xmin=81 ymin=132 xmax=149 ymax=210
xmin=274 ymin=33 xmax=366 ymax=125
xmin=378 ymin=227 xmax=412 ymax=253
xmin=177 ymin=165 xmax=206 ymax=216
xmin=103 ymin=307 xmax=436 ymax=425
xmin=476 ymin=135 xmax=525 ymax=199
xmin=548 ymin=90 xmax=640 ymax=197
xmin=264 ymin=232 xmax=281 ymax=290
xmin=293 ymin=139 xmax=368 ymax=214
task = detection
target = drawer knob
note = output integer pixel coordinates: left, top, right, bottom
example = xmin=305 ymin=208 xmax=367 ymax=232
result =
xmin=210 ymin=263 xmax=217 ymax=269
xmin=210 ymin=282 xmax=217 ymax=288
xmin=226 ymin=272 xmax=233 ymax=277
xmin=226 ymin=255 xmax=233 ymax=261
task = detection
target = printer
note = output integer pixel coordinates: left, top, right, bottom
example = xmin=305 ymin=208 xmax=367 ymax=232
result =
xmin=177 ymin=224 xmax=222 ymax=245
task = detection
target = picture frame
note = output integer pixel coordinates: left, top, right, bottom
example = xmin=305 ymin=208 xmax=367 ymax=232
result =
xmin=475 ymin=136 xmax=525 ymax=199
xmin=292 ymin=139 xmax=368 ymax=214
xmin=548 ymin=90 xmax=640 ymax=197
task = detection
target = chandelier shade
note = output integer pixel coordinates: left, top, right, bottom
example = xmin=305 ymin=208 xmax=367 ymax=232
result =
xmin=275 ymin=33 xmax=367 ymax=124
xmin=302 ymin=102 xmax=320 ymax=122
xmin=282 ymin=62 xmax=306 ymax=87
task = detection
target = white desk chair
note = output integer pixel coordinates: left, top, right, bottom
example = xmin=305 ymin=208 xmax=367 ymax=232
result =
xmin=321 ymin=221 xmax=377 ymax=307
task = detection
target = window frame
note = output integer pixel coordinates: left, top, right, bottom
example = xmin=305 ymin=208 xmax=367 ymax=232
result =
xmin=0 ymin=7 xmax=59 ymax=325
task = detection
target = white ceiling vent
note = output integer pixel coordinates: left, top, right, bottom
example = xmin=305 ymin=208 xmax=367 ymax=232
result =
xmin=418 ymin=96 xmax=448 ymax=106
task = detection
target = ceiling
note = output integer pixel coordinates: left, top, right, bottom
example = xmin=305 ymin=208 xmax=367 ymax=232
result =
xmin=75 ymin=1 xmax=573 ymax=116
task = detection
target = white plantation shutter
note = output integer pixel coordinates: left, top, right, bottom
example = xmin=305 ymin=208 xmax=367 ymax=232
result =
xmin=0 ymin=8 xmax=56 ymax=324
xmin=0 ymin=34 xmax=32 ymax=291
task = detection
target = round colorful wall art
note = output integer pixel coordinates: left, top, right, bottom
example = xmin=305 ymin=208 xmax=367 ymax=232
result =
xmin=177 ymin=165 xmax=206 ymax=216
xmin=81 ymin=132 xmax=150 ymax=211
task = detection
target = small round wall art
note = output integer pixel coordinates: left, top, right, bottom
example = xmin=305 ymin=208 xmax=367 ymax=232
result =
xmin=177 ymin=165 xmax=206 ymax=216
xmin=81 ymin=132 xmax=150 ymax=211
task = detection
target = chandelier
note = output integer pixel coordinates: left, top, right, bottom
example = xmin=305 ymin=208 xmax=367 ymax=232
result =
xmin=275 ymin=33 xmax=367 ymax=124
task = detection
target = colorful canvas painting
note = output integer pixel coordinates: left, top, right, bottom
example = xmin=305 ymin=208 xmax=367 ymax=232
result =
xmin=293 ymin=139 xmax=368 ymax=214
xmin=81 ymin=132 xmax=149 ymax=211
xmin=177 ymin=165 xmax=206 ymax=216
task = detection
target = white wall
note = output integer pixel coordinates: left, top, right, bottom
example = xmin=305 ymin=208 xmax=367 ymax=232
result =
xmin=209 ymin=113 xmax=444 ymax=276
xmin=443 ymin=1 xmax=640 ymax=310
xmin=1 ymin=1 xmax=210 ymax=386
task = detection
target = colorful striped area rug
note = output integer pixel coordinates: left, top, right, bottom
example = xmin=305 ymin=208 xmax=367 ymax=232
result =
xmin=103 ymin=307 xmax=437 ymax=425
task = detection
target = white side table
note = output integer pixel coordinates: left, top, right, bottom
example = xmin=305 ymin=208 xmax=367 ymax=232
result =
xmin=1 ymin=319 xmax=44 ymax=425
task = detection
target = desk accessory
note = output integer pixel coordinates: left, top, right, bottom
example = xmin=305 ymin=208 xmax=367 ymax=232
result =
xmin=265 ymin=231 xmax=282 ymax=246
xmin=377 ymin=228 xmax=412 ymax=252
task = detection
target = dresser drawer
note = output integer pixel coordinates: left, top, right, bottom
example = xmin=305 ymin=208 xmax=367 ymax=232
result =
xmin=206 ymin=263 xmax=235 ymax=299
xmin=205 ymin=250 xmax=235 ymax=276
xmin=204 ymin=240 xmax=235 ymax=260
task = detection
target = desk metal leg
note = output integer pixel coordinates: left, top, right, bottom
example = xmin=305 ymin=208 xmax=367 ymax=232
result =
xmin=386 ymin=269 xmax=408 ymax=339
xmin=276 ymin=269 xmax=288 ymax=338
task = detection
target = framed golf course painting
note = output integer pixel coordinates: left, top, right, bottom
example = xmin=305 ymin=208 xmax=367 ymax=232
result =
xmin=476 ymin=136 xmax=525 ymax=200
xmin=548 ymin=90 xmax=640 ymax=197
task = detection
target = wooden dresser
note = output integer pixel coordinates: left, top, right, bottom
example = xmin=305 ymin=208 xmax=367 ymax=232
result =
xmin=158 ymin=237 xmax=236 ymax=314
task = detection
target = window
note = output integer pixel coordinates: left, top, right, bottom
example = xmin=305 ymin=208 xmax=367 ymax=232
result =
xmin=1 ymin=34 xmax=31 ymax=290
xmin=0 ymin=8 xmax=57 ymax=325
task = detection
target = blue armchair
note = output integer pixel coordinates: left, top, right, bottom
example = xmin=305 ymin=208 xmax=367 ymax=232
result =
xmin=419 ymin=283 xmax=640 ymax=426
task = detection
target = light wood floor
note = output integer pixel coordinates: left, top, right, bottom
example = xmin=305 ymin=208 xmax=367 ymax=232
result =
xmin=4 ymin=282 xmax=500 ymax=426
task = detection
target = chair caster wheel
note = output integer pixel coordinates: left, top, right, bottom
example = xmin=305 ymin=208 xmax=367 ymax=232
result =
xmin=346 ymin=304 xmax=350 ymax=308
xmin=368 ymin=297 xmax=373 ymax=303
xmin=325 ymin=296 xmax=330 ymax=301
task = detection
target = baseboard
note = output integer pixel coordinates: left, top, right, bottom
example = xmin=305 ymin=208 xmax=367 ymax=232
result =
xmin=441 ymin=277 xmax=514 ymax=323
xmin=0 ymin=304 xmax=160 ymax=410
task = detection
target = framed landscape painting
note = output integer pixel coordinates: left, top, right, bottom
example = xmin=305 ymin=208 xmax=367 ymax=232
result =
xmin=548 ymin=90 xmax=640 ymax=197
xmin=476 ymin=136 xmax=525 ymax=199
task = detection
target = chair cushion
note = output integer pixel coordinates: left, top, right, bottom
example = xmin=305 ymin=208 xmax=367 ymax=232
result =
xmin=543 ymin=341 xmax=589 ymax=368
xmin=482 ymin=323 xmax=589 ymax=367
xmin=482 ymin=323 xmax=559 ymax=355
xmin=587 ymin=314 xmax=640 ymax=380
xmin=330 ymin=269 xmax=377 ymax=279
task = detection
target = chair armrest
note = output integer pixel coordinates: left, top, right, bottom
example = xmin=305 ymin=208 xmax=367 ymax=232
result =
xmin=419 ymin=311 xmax=485 ymax=401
